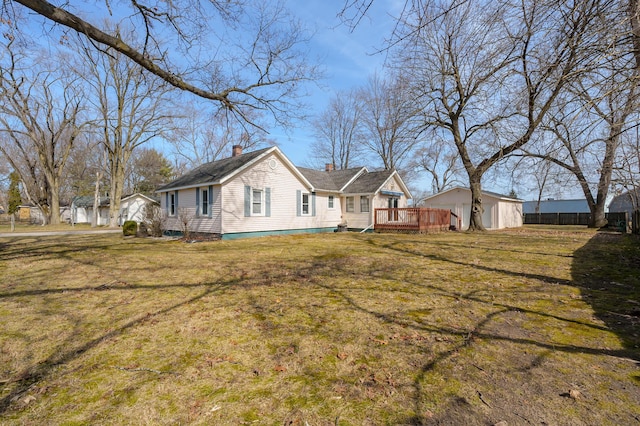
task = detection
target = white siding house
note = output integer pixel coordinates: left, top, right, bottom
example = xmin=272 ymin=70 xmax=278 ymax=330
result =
xmin=423 ymin=186 xmax=523 ymax=230
xmin=71 ymin=193 xmax=159 ymax=226
xmin=118 ymin=194 xmax=160 ymax=225
xmin=157 ymin=146 xmax=412 ymax=239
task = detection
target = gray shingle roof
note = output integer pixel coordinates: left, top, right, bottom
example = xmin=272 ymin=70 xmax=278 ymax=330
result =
xmin=343 ymin=169 xmax=394 ymax=194
xmin=73 ymin=196 xmax=110 ymax=208
xmin=609 ymin=189 xmax=640 ymax=214
xmin=158 ymin=147 xmax=408 ymax=198
xmin=157 ymin=148 xmax=272 ymax=191
xmin=296 ymin=167 xmax=364 ymax=191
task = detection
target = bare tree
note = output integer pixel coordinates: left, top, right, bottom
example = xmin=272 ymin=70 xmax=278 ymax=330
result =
xmin=614 ymin=126 xmax=640 ymax=201
xmin=6 ymin=0 xmax=319 ymax=128
xmin=0 ymin=40 xmax=87 ymax=224
xmin=400 ymin=0 xmax=599 ymax=230
xmin=411 ymin=129 xmax=463 ymax=193
xmin=358 ymin=73 xmax=420 ymax=170
xmin=76 ymin=32 xmax=174 ymax=227
xmin=310 ymin=91 xmax=365 ymax=169
xmin=522 ymin=1 xmax=639 ymax=227
xmin=167 ymin=105 xmax=273 ymax=170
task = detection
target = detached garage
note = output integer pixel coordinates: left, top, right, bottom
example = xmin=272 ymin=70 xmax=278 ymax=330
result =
xmin=423 ymin=186 xmax=523 ymax=230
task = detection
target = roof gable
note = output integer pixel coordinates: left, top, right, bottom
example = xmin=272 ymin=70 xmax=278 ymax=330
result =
xmin=121 ymin=193 xmax=160 ymax=205
xmin=425 ymin=186 xmax=522 ymax=203
xmin=609 ymin=188 xmax=640 ymax=212
xmin=157 ymin=147 xmax=274 ymax=192
xmin=344 ymin=169 xmax=394 ymax=194
xmin=73 ymin=196 xmax=110 ymax=208
xmin=297 ymin=167 xmax=365 ymax=191
xmin=157 ymin=147 xmax=314 ymax=192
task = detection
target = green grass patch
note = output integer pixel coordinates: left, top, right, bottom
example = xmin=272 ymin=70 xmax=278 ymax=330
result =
xmin=0 ymin=228 xmax=638 ymax=424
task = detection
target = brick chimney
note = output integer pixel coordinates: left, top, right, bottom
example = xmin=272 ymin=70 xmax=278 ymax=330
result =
xmin=232 ymin=145 xmax=243 ymax=157
xmin=325 ymin=163 xmax=334 ymax=172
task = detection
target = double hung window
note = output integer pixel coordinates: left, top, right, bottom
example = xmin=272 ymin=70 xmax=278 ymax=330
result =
xmin=346 ymin=196 xmax=354 ymax=212
xmin=360 ymin=196 xmax=370 ymax=213
xmin=201 ymin=188 xmax=209 ymax=215
xmin=252 ymin=189 xmax=263 ymax=215
xmin=169 ymin=193 xmax=176 ymax=216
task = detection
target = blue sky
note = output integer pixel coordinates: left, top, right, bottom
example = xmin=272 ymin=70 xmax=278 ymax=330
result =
xmin=276 ymin=0 xmax=398 ymax=166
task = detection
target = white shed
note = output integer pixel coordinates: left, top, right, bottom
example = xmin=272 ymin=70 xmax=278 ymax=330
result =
xmin=423 ymin=186 xmax=523 ymax=230
xmin=118 ymin=193 xmax=160 ymax=225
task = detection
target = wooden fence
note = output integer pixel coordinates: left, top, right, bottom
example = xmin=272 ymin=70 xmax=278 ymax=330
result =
xmin=374 ymin=208 xmax=455 ymax=233
xmin=523 ymin=212 xmax=628 ymax=228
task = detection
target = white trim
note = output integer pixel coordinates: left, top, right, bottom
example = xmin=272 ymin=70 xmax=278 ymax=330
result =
xmin=120 ymin=193 xmax=159 ymax=204
xmin=157 ymin=147 xmax=315 ymax=193
xmin=338 ymin=167 xmax=368 ymax=192
xmin=424 ymin=186 xmax=521 ymax=203
xmin=370 ymin=171 xmax=413 ymax=200
xmin=220 ymin=147 xmax=314 ymax=190
xmin=251 ymin=188 xmax=265 ymax=216
xmin=301 ymin=192 xmax=312 ymax=216
xmin=328 ymin=195 xmax=335 ymax=209
xmin=359 ymin=196 xmax=370 ymax=213
xmin=346 ymin=196 xmax=355 ymax=212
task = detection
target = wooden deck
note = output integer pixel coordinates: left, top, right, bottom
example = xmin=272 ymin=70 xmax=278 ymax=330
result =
xmin=374 ymin=208 xmax=459 ymax=233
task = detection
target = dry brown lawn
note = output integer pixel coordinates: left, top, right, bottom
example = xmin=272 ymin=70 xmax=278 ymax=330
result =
xmin=0 ymin=227 xmax=638 ymax=425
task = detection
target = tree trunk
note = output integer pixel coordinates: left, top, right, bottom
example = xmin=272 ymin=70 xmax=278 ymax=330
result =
xmin=10 ymin=213 xmax=15 ymax=232
xmin=48 ymin=186 xmax=61 ymax=225
xmin=92 ymin=171 xmax=100 ymax=227
xmin=590 ymin=123 xmax=622 ymax=228
xmin=108 ymin=157 xmax=126 ymax=227
xmin=468 ymin=177 xmax=486 ymax=231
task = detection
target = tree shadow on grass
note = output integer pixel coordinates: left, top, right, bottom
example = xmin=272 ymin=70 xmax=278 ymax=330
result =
xmin=333 ymin=234 xmax=640 ymax=425
xmin=571 ymin=232 xmax=640 ymax=360
xmin=2 ymin=232 xmax=639 ymax=423
xmin=0 ymin=277 xmax=239 ymax=415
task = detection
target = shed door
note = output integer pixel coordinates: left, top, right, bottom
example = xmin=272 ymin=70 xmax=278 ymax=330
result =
xmin=462 ymin=204 xmax=493 ymax=229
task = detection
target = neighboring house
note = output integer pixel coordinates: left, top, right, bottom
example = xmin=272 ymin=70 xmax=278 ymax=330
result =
xmin=17 ymin=204 xmax=44 ymax=223
xmin=71 ymin=193 xmax=159 ymax=226
xmin=608 ymin=189 xmax=640 ymax=217
xmin=71 ymin=196 xmax=111 ymax=225
xmin=523 ymin=199 xmax=590 ymax=214
xmin=156 ymin=145 xmax=412 ymax=239
xmin=422 ymin=186 xmax=523 ymax=230
xmin=117 ymin=193 xmax=160 ymax=225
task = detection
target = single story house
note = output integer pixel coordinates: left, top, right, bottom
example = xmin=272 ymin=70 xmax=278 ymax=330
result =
xmin=70 ymin=193 xmax=159 ymax=226
xmin=422 ymin=186 xmax=523 ymax=230
xmin=523 ymin=198 xmax=590 ymax=214
xmin=156 ymin=145 xmax=412 ymax=239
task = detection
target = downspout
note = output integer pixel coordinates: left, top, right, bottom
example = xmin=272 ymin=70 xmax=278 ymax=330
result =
xmin=360 ymin=223 xmax=374 ymax=233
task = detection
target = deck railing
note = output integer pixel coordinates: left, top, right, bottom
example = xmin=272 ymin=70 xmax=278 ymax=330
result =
xmin=374 ymin=208 xmax=456 ymax=233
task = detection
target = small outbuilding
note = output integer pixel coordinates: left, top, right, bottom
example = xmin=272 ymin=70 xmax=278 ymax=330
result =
xmin=70 ymin=193 xmax=159 ymax=226
xmin=608 ymin=189 xmax=640 ymax=218
xmin=422 ymin=186 xmax=523 ymax=230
